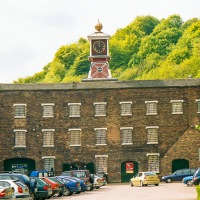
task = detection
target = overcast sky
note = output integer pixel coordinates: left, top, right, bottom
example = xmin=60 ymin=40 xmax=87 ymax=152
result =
xmin=0 ymin=0 xmax=200 ymax=83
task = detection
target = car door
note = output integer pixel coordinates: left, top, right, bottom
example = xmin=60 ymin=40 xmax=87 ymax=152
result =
xmin=132 ymin=173 xmax=142 ymax=186
xmin=172 ymin=170 xmax=183 ymax=181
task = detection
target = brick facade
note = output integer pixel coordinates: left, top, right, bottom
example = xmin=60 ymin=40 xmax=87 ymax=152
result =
xmin=0 ymin=79 xmax=200 ymax=182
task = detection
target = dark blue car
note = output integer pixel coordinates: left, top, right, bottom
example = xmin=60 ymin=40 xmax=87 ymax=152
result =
xmin=58 ymin=175 xmax=87 ymax=192
xmin=161 ymin=168 xmax=196 ymax=183
xmin=56 ymin=176 xmax=81 ymax=196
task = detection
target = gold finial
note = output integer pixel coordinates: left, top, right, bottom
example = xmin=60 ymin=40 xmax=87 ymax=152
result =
xmin=95 ymin=19 xmax=103 ymax=32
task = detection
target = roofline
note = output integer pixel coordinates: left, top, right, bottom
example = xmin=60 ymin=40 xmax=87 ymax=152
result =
xmin=0 ymin=79 xmax=200 ymax=91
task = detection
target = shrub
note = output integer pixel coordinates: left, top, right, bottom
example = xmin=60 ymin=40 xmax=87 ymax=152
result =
xmin=196 ymin=185 xmax=200 ymax=200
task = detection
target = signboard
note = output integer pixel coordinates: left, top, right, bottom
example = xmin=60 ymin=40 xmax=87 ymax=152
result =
xmin=12 ymin=164 xmax=28 ymax=173
xmin=126 ymin=162 xmax=134 ymax=173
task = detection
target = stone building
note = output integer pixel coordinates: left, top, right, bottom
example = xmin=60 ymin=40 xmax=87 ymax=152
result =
xmin=0 ymin=22 xmax=200 ymax=182
xmin=0 ymin=79 xmax=200 ymax=182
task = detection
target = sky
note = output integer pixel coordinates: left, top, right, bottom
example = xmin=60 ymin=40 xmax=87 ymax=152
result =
xmin=0 ymin=0 xmax=200 ymax=83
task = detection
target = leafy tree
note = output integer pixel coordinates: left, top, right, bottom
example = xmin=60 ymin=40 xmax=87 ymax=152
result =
xmin=13 ymin=15 xmax=200 ymax=83
xmin=42 ymin=61 xmax=66 ymax=83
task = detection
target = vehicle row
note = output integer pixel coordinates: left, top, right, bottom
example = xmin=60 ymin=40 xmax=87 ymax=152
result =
xmin=160 ymin=167 xmax=200 ymax=186
xmin=0 ymin=170 xmax=107 ymax=200
xmin=129 ymin=168 xmax=200 ymax=188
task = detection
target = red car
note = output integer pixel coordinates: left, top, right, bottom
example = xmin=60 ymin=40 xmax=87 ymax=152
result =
xmin=40 ymin=177 xmax=59 ymax=197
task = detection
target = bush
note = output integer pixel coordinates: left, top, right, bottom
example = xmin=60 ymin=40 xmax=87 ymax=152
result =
xmin=196 ymin=185 xmax=200 ymax=200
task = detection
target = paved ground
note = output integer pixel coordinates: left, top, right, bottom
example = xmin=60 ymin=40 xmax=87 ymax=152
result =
xmin=52 ymin=182 xmax=197 ymax=200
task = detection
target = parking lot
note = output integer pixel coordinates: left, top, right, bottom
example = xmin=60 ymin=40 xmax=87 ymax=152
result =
xmin=52 ymin=182 xmax=197 ymax=200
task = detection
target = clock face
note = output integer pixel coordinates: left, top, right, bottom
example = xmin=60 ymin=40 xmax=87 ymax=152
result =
xmin=93 ymin=40 xmax=106 ymax=53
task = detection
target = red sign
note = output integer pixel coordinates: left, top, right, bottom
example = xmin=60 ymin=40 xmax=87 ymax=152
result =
xmin=126 ymin=162 xmax=134 ymax=173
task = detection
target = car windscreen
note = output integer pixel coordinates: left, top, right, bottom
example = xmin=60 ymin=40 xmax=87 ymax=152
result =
xmin=73 ymin=172 xmax=86 ymax=178
xmin=61 ymin=172 xmax=71 ymax=176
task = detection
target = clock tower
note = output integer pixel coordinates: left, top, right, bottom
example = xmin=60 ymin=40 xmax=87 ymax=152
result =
xmin=84 ymin=20 xmax=117 ymax=81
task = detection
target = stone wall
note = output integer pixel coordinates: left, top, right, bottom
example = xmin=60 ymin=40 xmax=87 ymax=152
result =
xmin=0 ymin=79 xmax=200 ymax=182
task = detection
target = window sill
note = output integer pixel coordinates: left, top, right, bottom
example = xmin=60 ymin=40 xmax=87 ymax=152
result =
xmin=172 ymin=112 xmax=183 ymax=114
xmin=14 ymin=146 xmax=26 ymax=148
xmin=122 ymin=143 xmax=133 ymax=145
xmin=95 ymin=115 xmax=106 ymax=117
xmin=147 ymin=142 xmax=158 ymax=144
xmin=95 ymin=144 xmax=107 ymax=146
xmin=42 ymin=116 xmax=54 ymax=118
xmin=146 ymin=113 xmax=157 ymax=115
xmin=43 ymin=145 xmax=55 ymax=147
xmin=121 ymin=114 xmax=132 ymax=116
xmin=70 ymin=145 xmax=81 ymax=146
xmin=69 ymin=115 xmax=80 ymax=117
xmin=14 ymin=116 xmax=26 ymax=118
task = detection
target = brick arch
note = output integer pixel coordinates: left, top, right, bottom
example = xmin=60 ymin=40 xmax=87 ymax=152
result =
xmin=4 ymin=158 xmax=35 ymax=173
xmin=121 ymin=161 xmax=138 ymax=182
xmin=172 ymin=159 xmax=189 ymax=173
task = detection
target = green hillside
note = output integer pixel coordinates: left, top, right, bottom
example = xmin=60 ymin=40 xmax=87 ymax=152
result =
xmin=14 ymin=15 xmax=200 ymax=84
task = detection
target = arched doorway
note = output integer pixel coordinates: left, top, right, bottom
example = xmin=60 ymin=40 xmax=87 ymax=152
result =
xmin=172 ymin=159 xmax=189 ymax=173
xmin=4 ymin=158 xmax=35 ymax=174
xmin=63 ymin=162 xmax=94 ymax=173
xmin=121 ymin=161 xmax=138 ymax=182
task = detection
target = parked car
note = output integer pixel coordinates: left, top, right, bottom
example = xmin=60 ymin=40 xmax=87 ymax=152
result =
xmin=30 ymin=177 xmax=52 ymax=200
xmin=47 ymin=177 xmax=65 ymax=197
xmin=182 ymin=176 xmax=193 ymax=186
xmin=161 ymin=168 xmax=196 ymax=183
xmin=92 ymin=174 xmax=103 ymax=189
xmin=39 ymin=177 xmax=59 ymax=198
xmin=0 ymin=173 xmax=37 ymax=195
xmin=58 ymin=176 xmax=87 ymax=192
xmin=0 ymin=184 xmax=15 ymax=200
xmin=55 ymin=176 xmax=81 ymax=196
xmin=61 ymin=170 xmax=93 ymax=190
xmin=0 ymin=180 xmax=31 ymax=200
xmin=192 ymin=168 xmax=200 ymax=185
xmin=28 ymin=170 xmax=49 ymax=178
xmin=130 ymin=171 xmax=160 ymax=186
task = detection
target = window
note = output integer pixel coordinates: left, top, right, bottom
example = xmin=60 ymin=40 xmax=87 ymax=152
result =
xmin=119 ymin=102 xmax=132 ymax=116
xmin=42 ymin=103 xmax=54 ymax=117
xmin=146 ymin=126 xmax=159 ymax=144
xmin=42 ymin=129 xmax=55 ymax=147
xmin=68 ymin=103 xmax=81 ymax=117
xmin=147 ymin=153 xmax=159 ymax=173
xmin=145 ymin=101 xmax=158 ymax=115
xmin=95 ymin=155 xmax=108 ymax=174
xmin=14 ymin=104 xmax=26 ymax=118
xmin=171 ymin=100 xmax=183 ymax=114
xmin=196 ymin=100 xmax=200 ymax=113
xmin=120 ymin=127 xmax=133 ymax=145
xmin=14 ymin=130 xmax=27 ymax=147
xmin=42 ymin=156 xmax=55 ymax=176
xmin=94 ymin=102 xmax=106 ymax=116
xmin=69 ymin=129 xmax=81 ymax=146
xmin=95 ymin=128 xmax=107 ymax=145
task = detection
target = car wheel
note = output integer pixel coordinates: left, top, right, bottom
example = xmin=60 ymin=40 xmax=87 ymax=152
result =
xmin=186 ymin=180 xmax=193 ymax=187
xmin=57 ymin=192 xmax=63 ymax=197
xmin=30 ymin=193 xmax=36 ymax=200
xmin=166 ymin=178 xmax=172 ymax=183
xmin=197 ymin=181 xmax=200 ymax=185
xmin=63 ymin=187 xmax=72 ymax=196
xmin=140 ymin=181 xmax=144 ymax=186
xmin=130 ymin=181 xmax=133 ymax=187
xmin=155 ymin=184 xmax=159 ymax=186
